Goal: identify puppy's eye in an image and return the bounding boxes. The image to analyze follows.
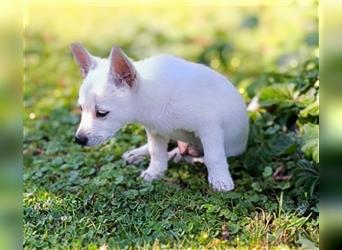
[96,110,109,118]
[79,106,83,112]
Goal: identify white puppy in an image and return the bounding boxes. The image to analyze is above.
[71,43,249,191]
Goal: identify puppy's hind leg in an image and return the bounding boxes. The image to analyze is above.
[168,145,204,164]
[122,144,149,164]
[200,127,235,192]
[123,142,202,165]
[167,147,183,163]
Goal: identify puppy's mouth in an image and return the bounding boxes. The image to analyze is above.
[86,136,108,146]
[74,134,106,147]
[84,132,118,147]
[75,129,118,147]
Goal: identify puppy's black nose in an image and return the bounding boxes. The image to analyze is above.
[75,135,88,146]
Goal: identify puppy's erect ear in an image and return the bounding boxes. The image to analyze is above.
[108,47,137,88]
[70,43,96,77]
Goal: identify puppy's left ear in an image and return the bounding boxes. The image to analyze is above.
[108,47,137,89]
[70,43,96,77]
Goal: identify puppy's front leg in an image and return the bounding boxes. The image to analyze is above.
[122,144,149,164]
[200,128,235,192]
[140,130,169,181]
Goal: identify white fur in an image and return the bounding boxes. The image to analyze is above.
[74,47,249,192]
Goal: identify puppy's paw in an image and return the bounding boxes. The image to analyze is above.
[140,169,164,181]
[168,148,183,163]
[122,149,146,165]
[209,176,235,192]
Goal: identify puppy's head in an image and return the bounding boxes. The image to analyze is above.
[71,43,138,146]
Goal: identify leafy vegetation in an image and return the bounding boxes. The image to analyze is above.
[24,4,318,249]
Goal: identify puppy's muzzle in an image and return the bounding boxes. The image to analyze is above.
[75,134,88,146]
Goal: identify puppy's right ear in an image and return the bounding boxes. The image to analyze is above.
[70,43,96,77]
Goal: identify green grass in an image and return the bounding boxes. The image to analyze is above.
[23,133,319,249]
[24,4,318,249]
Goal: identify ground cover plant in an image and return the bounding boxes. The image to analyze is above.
[24,3,319,249]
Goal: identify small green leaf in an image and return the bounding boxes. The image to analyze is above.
[201,204,219,213]
[270,133,297,156]
[301,123,319,163]
[300,99,319,117]
[114,175,124,184]
[296,88,316,107]
[123,189,139,199]
[228,223,240,234]
[251,182,262,192]
[259,84,298,108]
[262,166,273,178]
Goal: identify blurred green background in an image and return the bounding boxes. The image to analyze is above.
[23,1,319,249]
[24,3,318,107]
